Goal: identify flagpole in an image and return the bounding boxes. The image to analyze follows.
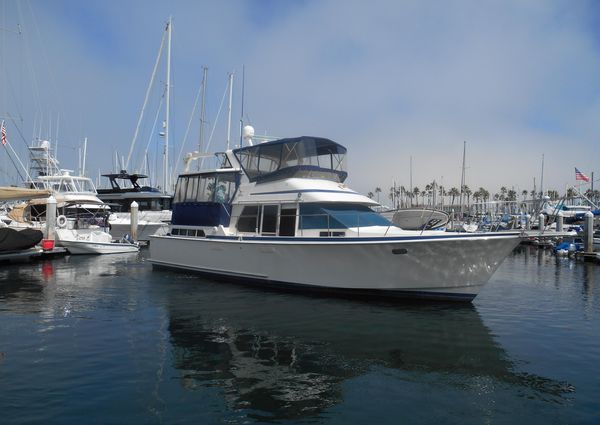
[1,120,33,183]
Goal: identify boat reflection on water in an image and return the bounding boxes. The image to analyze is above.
[164,282,574,421]
[0,253,141,315]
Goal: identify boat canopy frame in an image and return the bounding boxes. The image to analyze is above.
[233,136,348,183]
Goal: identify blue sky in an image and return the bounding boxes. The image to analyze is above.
[1,0,600,200]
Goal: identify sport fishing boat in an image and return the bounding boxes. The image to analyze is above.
[97,170,172,240]
[149,131,521,301]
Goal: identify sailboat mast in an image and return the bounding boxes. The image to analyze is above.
[409,156,413,206]
[460,141,466,215]
[540,154,544,199]
[198,66,208,170]
[239,65,245,147]
[164,17,172,193]
[82,137,87,176]
[226,72,234,150]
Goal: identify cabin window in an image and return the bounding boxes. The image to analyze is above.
[279,208,297,236]
[261,205,278,235]
[258,144,281,174]
[196,175,216,202]
[185,176,199,201]
[214,173,236,203]
[237,206,261,233]
[174,177,188,203]
[299,203,392,229]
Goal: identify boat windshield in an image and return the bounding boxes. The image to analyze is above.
[40,176,96,193]
[234,137,347,183]
[299,203,392,229]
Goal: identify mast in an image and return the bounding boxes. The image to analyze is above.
[125,20,167,171]
[198,67,208,170]
[164,16,172,193]
[540,154,544,199]
[226,72,234,150]
[199,67,208,151]
[82,137,87,176]
[459,141,466,215]
[409,156,413,207]
[239,65,245,147]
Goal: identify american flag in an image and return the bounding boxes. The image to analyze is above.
[1,122,7,146]
[575,167,590,182]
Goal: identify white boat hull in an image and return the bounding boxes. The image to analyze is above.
[148,233,520,301]
[108,211,171,241]
[59,239,140,255]
[109,222,168,241]
[55,228,140,255]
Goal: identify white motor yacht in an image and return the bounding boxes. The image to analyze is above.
[149,133,520,301]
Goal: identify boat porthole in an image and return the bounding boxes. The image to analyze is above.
[392,248,408,255]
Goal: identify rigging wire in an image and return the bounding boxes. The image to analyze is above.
[137,87,166,174]
[170,75,204,184]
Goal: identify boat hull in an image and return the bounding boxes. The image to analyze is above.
[148,233,520,301]
[59,240,139,255]
[109,222,168,241]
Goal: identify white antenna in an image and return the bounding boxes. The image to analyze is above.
[226,72,234,150]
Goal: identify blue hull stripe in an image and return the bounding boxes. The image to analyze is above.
[194,233,521,243]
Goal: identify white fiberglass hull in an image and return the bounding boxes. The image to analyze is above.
[55,228,140,255]
[109,222,168,241]
[108,211,171,241]
[59,239,140,255]
[148,233,520,301]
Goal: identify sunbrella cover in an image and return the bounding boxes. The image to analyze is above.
[0,228,43,252]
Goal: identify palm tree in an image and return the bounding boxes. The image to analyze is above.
[500,186,507,201]
[465,187,472,208]
[424,184,432,206]
[521,190,528,201]
[507,189,517,201]
[412,187,420,207]
[438,185,445,208]
[449,187,460,206]
[368,191,374,199]
[375,187,381,203]
[461,184,471,208]
[566,187,576,204]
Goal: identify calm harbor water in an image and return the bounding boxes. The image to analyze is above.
[0,247,599,424]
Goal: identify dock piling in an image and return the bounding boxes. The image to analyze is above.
[584,211,594,253]
[556,211,563,233]
[46,196,57,241]
[130,201,139,242]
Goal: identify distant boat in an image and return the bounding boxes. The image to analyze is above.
[381,208,449,230]
[97,171,171,240]
[55,228,139,255]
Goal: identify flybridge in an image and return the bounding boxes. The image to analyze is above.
[233,136,348,183]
